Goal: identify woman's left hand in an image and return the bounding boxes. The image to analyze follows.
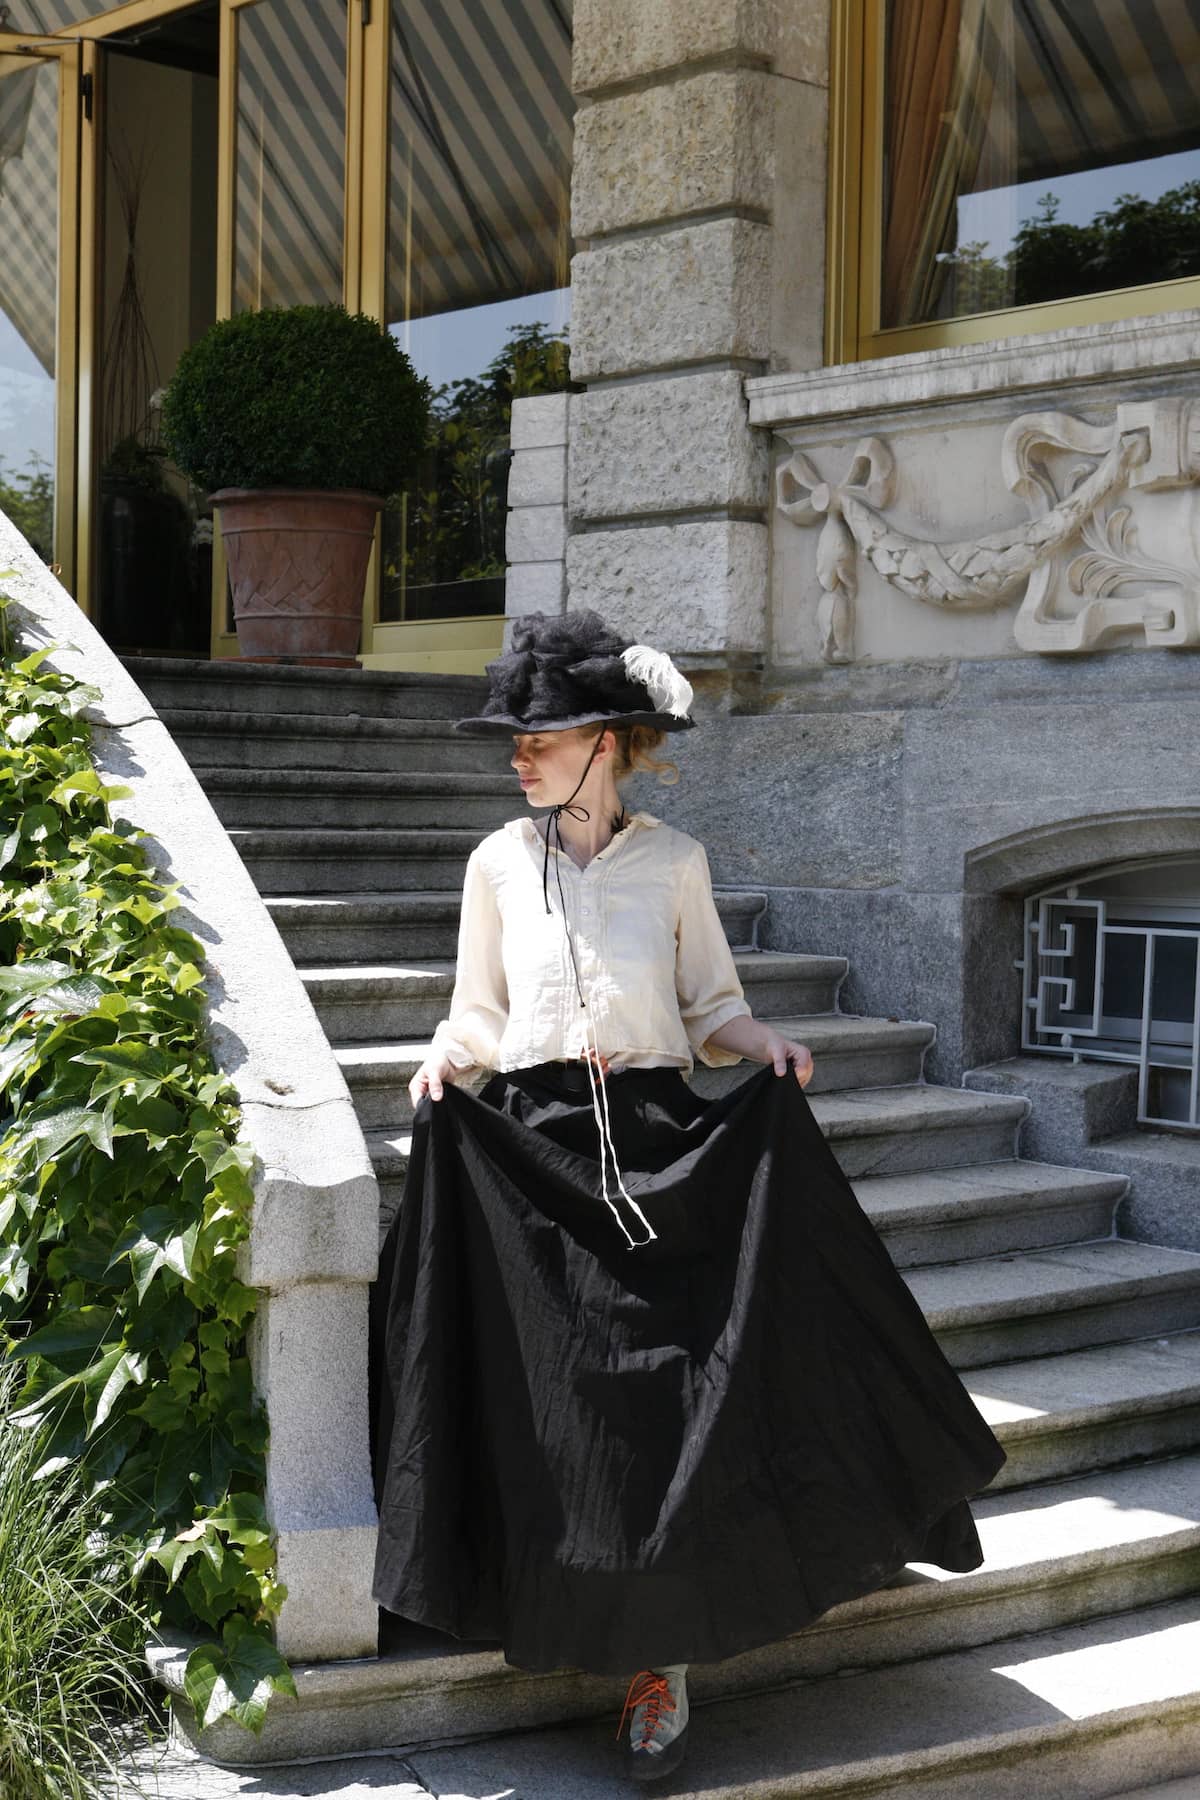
[763,1029,814,1087]
[704,1015,815,1086]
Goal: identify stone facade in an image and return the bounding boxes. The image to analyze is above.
[552,0,830,659]
[545,3,1200,1232]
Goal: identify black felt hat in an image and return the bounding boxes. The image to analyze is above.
[455,609,696,736]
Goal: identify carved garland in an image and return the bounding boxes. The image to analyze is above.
[776,398,1200,661]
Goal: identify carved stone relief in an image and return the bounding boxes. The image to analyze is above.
[776,398,1200,661]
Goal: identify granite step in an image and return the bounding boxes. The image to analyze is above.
[910,1239,1200,1368]
[123,653,488,720]
[194,766,519,830]
[304,950,848,1041]
[268,886,771,962]
[156,1482,1200,1778]
[339,1016,939,1130]
[969,1329,1200,1490]
[365,1083,1032,1233]
[383,1594,1200,1799]
[227,826,484,892]
[855,1161,1127,1268]
[156,707,505,773]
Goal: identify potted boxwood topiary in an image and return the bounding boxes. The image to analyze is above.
[160,304,430,664]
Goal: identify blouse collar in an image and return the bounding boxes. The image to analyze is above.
[505,810,662,841]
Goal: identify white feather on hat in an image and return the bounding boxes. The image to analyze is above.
[620,644,693,720]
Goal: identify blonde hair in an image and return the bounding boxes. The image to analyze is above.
[581,722,679,786]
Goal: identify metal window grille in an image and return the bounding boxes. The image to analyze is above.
[1020,887,1200,1130]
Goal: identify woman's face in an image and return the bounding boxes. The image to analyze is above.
[510,728,611,807]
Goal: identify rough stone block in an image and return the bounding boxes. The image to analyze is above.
[901,698,1200,894]
[569,219,770,380]
[572,70,771,238]
[272,1523,379,1661]
[768,77,828,372]
[963,1056,1140,1160]
[250,1281,378,1657]
[239,1102,377,1289]
[649,710,904,890]
[572,0,775,94]
[505,559,566,616]
[506,445,567,508]
[509,391,571,451]
[566,518,767,654]
[506,505,567,562]
[776,0,830,85]
[568,370,769,520]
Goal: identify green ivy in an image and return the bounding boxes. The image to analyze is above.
[0,588,297,1735]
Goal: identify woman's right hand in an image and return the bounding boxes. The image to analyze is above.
[409,1053,459,1107]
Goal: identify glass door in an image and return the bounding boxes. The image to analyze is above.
[0,35,82,592]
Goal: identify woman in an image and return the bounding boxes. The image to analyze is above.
[369,609,1006,1785]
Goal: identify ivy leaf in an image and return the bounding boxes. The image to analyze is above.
[152,1433,199,1517]
[8,1101,115,1167]
[127,1383,191,1432]
[6,1304,118,1363]
[184,1616,297,1733]
[201,1491,272,1546]
[113,1093,187,1146]
[147,1527,210,1588]
[0,959,76,1002]
[90,1347,149,1432]
[72,1042,186,1104]
[11,644,56,676]
[11,1341,126,1421]
[106,1206,200,1299]
[189,1420,239,1507]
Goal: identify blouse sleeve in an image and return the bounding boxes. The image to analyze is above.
[675,840,752,1068]
[429,846,509,1078]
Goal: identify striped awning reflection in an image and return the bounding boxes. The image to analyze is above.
[998,0,1200,185]
[388,0,573,323]
[0,55,56,377]
[233,0,347,312]
[232,0,573,323]
[0,4,99,374]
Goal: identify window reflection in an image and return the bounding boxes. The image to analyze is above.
[0,52,57,562]
[883,0,1200,328]
[381,0,574,625]
[233,0,346,313]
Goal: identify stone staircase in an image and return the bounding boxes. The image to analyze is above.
[127,654,1200,1793]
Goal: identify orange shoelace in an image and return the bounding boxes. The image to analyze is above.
[616,1669,677,1747]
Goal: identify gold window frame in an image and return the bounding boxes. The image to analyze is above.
[827,0,1200,367]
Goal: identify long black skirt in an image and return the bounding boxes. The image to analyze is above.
[368,1061,1006,1677]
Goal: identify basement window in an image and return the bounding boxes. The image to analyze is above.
[1022,858,1200,1131]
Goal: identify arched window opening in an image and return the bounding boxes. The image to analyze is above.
[1022,856,1200,1131]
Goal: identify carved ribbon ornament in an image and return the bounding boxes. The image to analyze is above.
[777,398,1200,661]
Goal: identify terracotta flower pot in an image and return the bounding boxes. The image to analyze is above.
[213,487,384,665]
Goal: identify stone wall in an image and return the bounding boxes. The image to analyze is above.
[562,0,830,658]
[639,645,1200,1091]
[553,3,1200,1193]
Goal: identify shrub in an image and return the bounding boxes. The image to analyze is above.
[160,304,431,496]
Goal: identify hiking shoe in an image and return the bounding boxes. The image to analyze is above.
[617,1663,690,1783]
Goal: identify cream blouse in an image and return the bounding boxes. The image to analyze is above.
[430,811,752,1079]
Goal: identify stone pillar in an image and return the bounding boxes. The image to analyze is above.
[505,393,571,620]
[566,0,829,660]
